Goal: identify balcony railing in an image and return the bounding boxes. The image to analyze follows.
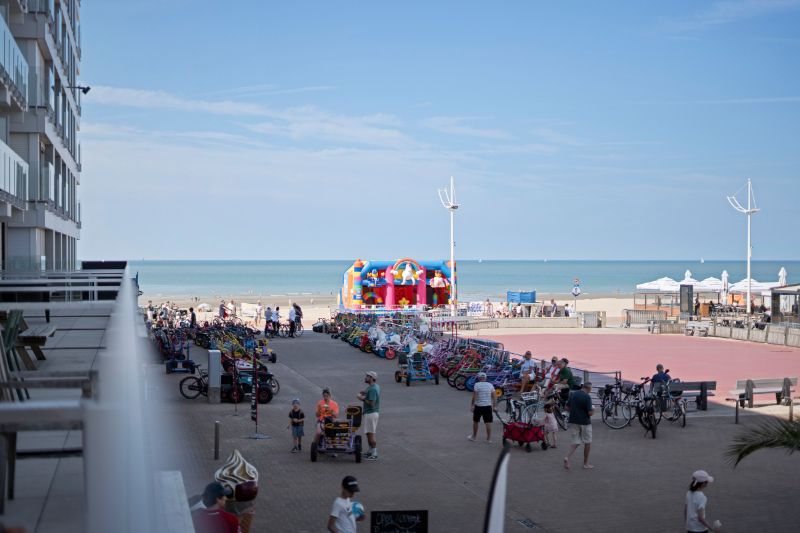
[0,139,29,208]
[0,10,30,106]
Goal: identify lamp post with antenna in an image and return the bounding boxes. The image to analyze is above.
[727,179,759,314]
[438,177,460,317]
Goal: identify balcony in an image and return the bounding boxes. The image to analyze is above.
[0,10,30,108]
[0,139,29,210]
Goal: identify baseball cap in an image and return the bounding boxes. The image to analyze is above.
[366,371,378,381]
[560,357,569,364]
[342,475,360,493]
[201,482,232,507]
[477,372,487,379]
[692,470,714,483]
[291,398,301,405]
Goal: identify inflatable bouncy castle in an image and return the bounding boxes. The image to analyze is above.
[339,258,455,310]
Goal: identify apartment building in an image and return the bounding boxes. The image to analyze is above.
[0,0,81,272]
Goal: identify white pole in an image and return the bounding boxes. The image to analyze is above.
[746,179,752,315]
[450,177,457,317]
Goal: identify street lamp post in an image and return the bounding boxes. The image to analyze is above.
[438,177,460,317]
[727,179,759,314]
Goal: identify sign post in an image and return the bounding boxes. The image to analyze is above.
[249,362,270,440]
[571,278,581,313]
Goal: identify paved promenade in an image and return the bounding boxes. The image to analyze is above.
[150,332,800,532]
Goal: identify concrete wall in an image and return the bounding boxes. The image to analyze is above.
[496,317,581,328]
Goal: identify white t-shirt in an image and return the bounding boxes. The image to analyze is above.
[473,381,495,407]
[685,490,707,532]
[289,308,296,321]
[520,359,536,375]
[330,497,357,533]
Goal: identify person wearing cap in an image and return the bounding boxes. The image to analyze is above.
[518,351,537,394]
[685,470,720,533]
[468,372,496,443]
[287,398,305,453]
[327,475,365,533]
[563,381,594,470]
[191,482,239,533]
[358,371,381,460]
[543,356,561,388]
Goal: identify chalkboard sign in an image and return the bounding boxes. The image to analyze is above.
[370,510,428,533]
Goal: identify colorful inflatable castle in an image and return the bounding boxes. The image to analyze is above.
[339,258,455,310]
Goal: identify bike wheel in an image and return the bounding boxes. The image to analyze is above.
[649,413,657,439]
[269,378,280,395]
[453,374,468,391]
[521,404,539,425]
[179,376,202,400]
[494,398,514,425]
[295,325,304,337]
[553,405,568,430]
[679,401,686,427]
[602,400,631,430]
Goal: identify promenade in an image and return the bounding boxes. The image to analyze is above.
[151,331,800,532]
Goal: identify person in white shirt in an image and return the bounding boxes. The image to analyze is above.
[255,301,263,327]
[543,356,561,389]
[685,470,720,532]
[288,306,297,337]
[327,476,364,533]
[272,307,280,337]
[467,372,496,443]
[264,307,272,336]
[564,303,571,317]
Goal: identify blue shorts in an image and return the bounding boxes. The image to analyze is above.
[292,425,305,438]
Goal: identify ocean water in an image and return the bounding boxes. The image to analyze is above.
[130,260,799,300]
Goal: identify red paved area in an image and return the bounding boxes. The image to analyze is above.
[491,333,800,403]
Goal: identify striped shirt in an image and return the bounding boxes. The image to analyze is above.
[473,381,495,407]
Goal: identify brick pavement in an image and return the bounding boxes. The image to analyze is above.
[149,332,800,533]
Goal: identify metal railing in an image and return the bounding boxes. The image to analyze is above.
[0,10,29,106]
[0,140,29,206]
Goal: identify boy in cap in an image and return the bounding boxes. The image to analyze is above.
[287,398,305,453]
[191,482,239,533]
[358,371,380,460]
[327,475,365,533]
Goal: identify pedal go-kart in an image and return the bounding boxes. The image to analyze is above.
[310,405,363,463]
[395,351,439,386]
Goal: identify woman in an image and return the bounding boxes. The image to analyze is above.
[685,470,720,533]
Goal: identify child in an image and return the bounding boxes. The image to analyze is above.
[287,398,305,453]
[544,401,558,448]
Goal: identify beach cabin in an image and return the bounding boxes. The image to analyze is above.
[770,284,800,324]
[339,258,454,310]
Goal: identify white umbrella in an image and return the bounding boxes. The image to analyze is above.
[636,277,679,293]
[779,267,788,287]
[198,303,211,311]
[679,270,702,287]
[697,277,722,292]
[728,279,780,294]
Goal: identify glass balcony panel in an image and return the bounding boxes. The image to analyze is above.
[0,10,30,105]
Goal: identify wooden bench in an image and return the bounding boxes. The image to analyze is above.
[726,377,797,423]
[0,311,57,371]
[684,322,712,337]
[668,381,717,411]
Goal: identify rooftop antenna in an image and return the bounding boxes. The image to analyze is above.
[438,176,460,317]
[727,179,759,315]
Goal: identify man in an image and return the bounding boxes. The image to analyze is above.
[327,476,365,533]
[358,371,380,460]
[219,300,227,319]
[563,381,594,470]
[191,482,240,533]
[651,364,671,384]
[651,363,671,411]
[255,301,263,327]
[288,305,297,337]
[557,358,576,389]
[518,351,537,394]
[272,306,280,336]
[468,372,496,443]
[694,295,700,316]
[189,307,197,328]
[564,303,571,317]
[264,306,272,337]
[549,299,558,317]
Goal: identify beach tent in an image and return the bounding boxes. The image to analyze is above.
[635,277,679,293]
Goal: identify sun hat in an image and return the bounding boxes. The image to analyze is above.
[366,371,378,381]
[342,475,360,493]
[692,470,714,483]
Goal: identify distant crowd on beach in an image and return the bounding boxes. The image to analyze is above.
[482,298,576,318]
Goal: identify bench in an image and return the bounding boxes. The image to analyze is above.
[728,377,796,408]
[0,371,96,513]
[0,311,57,371]
[668,381,717,411]
[684,322,712,337]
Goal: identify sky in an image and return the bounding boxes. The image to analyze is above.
[78,0,800,260]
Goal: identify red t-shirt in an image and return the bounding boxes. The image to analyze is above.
[192,508,240,533]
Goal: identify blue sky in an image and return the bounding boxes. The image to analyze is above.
[78,0,800,260]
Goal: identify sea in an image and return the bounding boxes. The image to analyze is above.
[130,260,799,301]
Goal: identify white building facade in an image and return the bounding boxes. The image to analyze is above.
[0,0,81,272]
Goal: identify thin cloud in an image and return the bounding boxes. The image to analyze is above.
[665,0,800,32]
[422,116,512,140]
[635,96,800,105]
